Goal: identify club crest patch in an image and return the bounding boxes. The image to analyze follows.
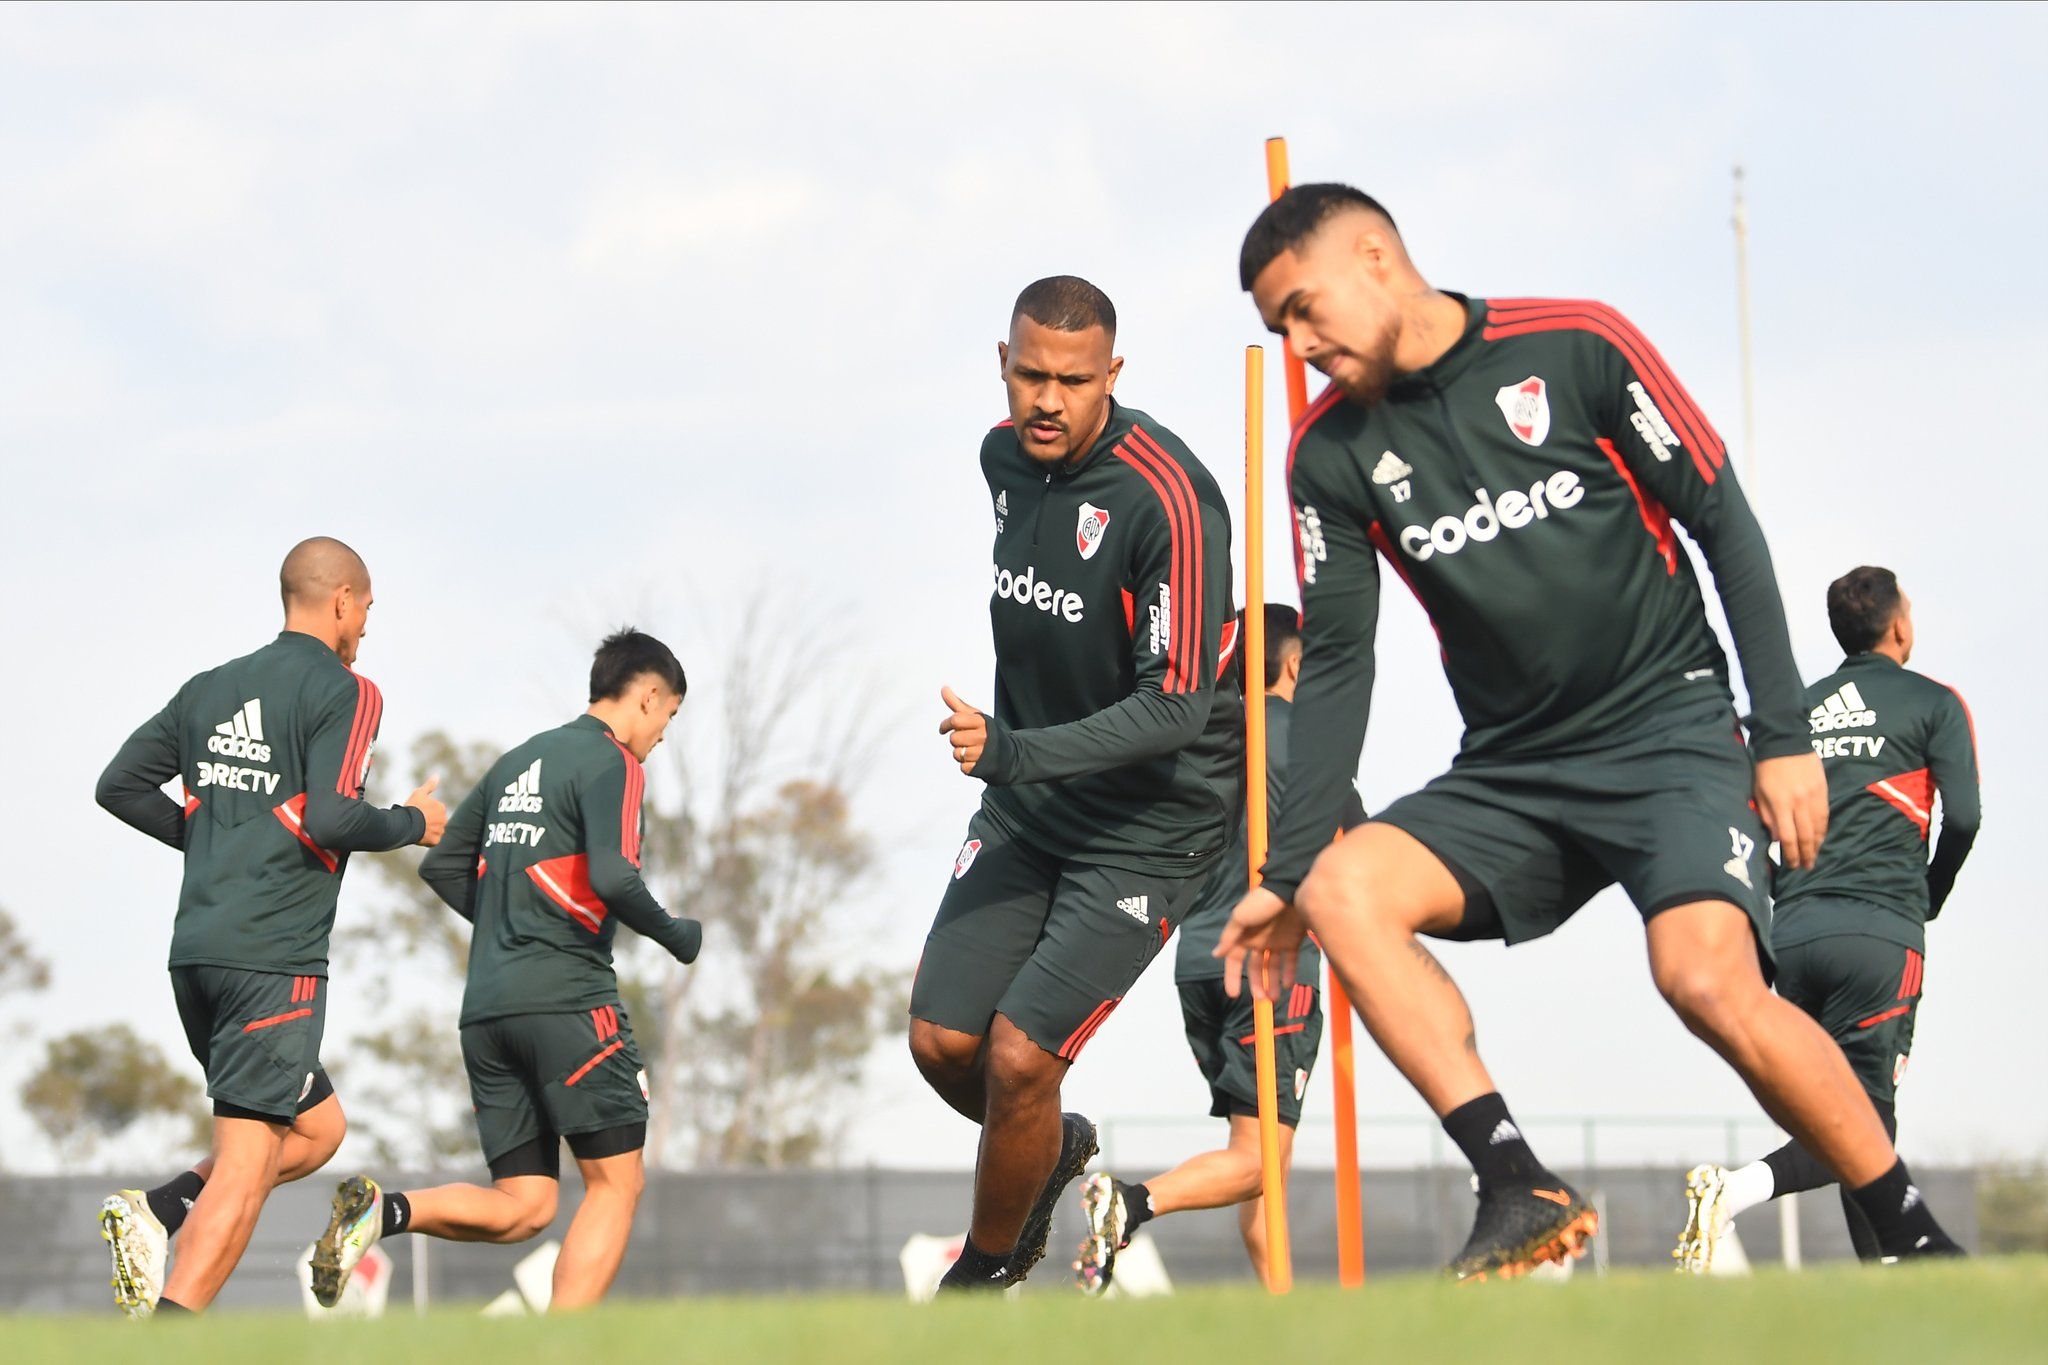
[953,838,983,880]
[1495,376,1551,446]
[1076,502,1112,560]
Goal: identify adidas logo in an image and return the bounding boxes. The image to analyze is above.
[1371,450,1413,484]
[1489,1119,1521,1145]
[1810,681,1877,733]
[206,699,272,763]
[995,490,1008,516]
[1116,895,1149,924]
[498,758,544,814]
[1902,1183,1922,1215]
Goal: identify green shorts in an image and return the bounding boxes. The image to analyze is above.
[1376,696,1773,971]
[1776,930,1925,1105]
[1178,978,1322,1126]
[171,965,331,1123]
[461,1005,648,1179]
[910,804,1204,1061]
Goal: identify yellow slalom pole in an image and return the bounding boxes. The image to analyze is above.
[1244,344,1292,1294]
[1265,134,1367,1287]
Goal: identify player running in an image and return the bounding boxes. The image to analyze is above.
[1074,605,1363,1294]
[1217,185,1963,1280]
[911,276,1240,1292]
[308,629,700,1312]
[1676,568,1980,1270]
[92,537,446,1316]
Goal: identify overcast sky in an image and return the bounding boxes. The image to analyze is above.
[2,3,2042,1177]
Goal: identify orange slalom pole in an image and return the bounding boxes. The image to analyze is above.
[1266,134,1367,1287]
[1244,344,1292,1294]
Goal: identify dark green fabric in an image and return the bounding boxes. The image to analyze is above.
[98,632,424,974]
[171,965,328,1121]
[911,802,1203,1058]
[973,400,1242,875]
[420,715,700,1027]
[1177,978,1323,1126]
[1773,654,1981,947]
[461,1005,648,1163]
[1775,930,1923,1104]
[1264,297,1803,900]
[1377,694,1773,964]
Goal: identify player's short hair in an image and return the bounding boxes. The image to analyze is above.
[590,627,687,703]
[1827,566,1903,654]
[278,536,369,610]
[1261,604,1304,690]
[1012,275,1117,340]
[1239,183,1398,291]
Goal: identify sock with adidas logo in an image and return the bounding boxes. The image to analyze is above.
[145,1169,207,1237]
[1442,1092,1547,1190]
[1848,1158,1957,1257]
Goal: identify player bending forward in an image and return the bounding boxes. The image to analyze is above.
[309,629,701,1311]
[94,537,446,1316]
[910,276,1240,1292]
[1677,568,1979,1269]
[1075,606,1363,1293]
[1218,185,1963,1280]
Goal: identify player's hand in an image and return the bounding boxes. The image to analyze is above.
[1754,751,1827,870]
[406,775,448,847]
[1214,885,1306,1003]
[939,686,987,775]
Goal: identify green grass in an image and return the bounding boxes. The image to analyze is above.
[8,1260,2048,1364]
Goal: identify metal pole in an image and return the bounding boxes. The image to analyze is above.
[1732,166,1760,499]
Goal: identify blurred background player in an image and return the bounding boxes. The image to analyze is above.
[1677,568,1981,1269]
[1075,605,1365,1294]
[1217,185,1963,1279]
[910,277,1240,1291]
[307,629,701,1312]
[92,537,446,1316]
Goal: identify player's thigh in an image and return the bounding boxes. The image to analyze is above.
[461,1018,550,1168]
[199,968,329,1122]
[996,861,1195,1062]
[910,808,1061,1038]
[1785,935,1924,1105]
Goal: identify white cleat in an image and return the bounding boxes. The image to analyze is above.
[1073,1173,1130,1297]
[309,1175,385,1309]
[99,1190,167,1319]
[1674,1164,1733,1274]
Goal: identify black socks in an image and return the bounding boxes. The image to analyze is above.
[936,1235,1012,1291]
[1119,1180,1155,1231]
[146,1170,207,1237]
[1848,1158,1958,1258]
[381,1191,413,1238]
[1762,1139,1836,1197]
[1443,1093,1546,1188]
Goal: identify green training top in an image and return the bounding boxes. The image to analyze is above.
[1174,696,1364,983]
[96,630,426,974]
[973,399,1243,874]
[419,714,701,1026]
[1772,653,1981,951]
[1263,296,1805,900]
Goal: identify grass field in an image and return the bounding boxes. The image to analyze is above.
[8,1260,2047,1364]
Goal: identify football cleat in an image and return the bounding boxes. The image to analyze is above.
[1073,1172,1130,1297]
[1004,1112,1098,1283]
[98,1190,168,1319]
[1674,1163,1733,1274]
[1451,1176,1598,1282]
[308,1174,384,1308]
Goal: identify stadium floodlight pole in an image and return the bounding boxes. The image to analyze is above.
[1244,342,1293,1295]
[1265,134,1368,1289]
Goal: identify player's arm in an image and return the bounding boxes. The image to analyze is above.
[1924,686,1982,920]
[417,784,490,922]
[301,676,435,851]
[95,701,187,850]
[968,499,1228,786]
[584,757,702,963]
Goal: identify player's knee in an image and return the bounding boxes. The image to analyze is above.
[908,1019,977,1082]
[984,1026,1059,1101]
[511,1188,560,1241]
[1655,963,1742,1037]
[1297,860,1398,934]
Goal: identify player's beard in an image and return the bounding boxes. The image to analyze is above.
[1327,316,1402,406]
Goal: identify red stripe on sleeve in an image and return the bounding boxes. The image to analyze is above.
[1111,442,1193,692]
[607,739,646,867]
[1925,677,1980,767]
[1129,426,1206,694]
[338,676,384,796]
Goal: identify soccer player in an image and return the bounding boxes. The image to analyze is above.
[92,537,446,1316]
[1216,185,1963,1279]
[911,276,1240,1291]
[307,628,701,1312]
[1074,605,1363,1293]
[1676,568,1980,1269]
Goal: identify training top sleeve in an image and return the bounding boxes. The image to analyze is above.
[301,674,428,851]
[973,494,1227,786]
[1587,318,1807,759]
[1924,684,1982,919]
[583,751,702,963]
[1259,430,1382,902]
[417,782,490,923]
[95,697,188,850]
